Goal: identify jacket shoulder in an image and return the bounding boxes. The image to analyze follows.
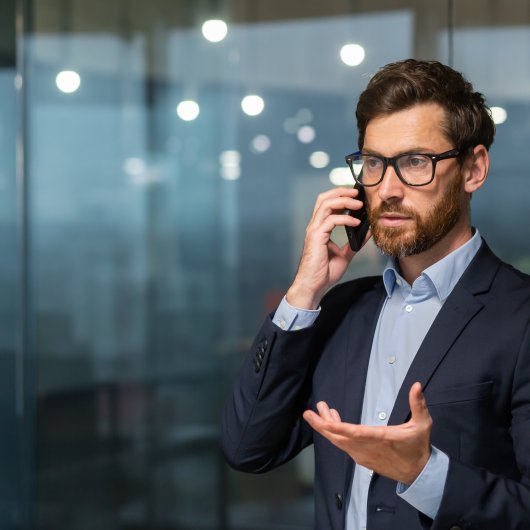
[316,275,382,329]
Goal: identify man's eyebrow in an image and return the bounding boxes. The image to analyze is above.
[362,147,435,156]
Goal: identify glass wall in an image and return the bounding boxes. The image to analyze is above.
[0,1,29,528]
[5,0,530,528]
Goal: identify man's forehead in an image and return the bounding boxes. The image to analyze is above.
[363,103,451,153]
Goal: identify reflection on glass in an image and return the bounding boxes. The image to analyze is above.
[329,167,353,186]
[340,43,365,66]
[241,95,265,116]
[202,19,228,42]
[55,70,81,93]
[176,99,200,121]
[309,151,330,169]
[297,125,316,143]
[490,106,507,124]
[250,134,271,153]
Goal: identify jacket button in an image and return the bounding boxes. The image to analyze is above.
[254,359,261,372]
[335,493,343,510]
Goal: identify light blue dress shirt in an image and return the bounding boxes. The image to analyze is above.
[273,230,482,529]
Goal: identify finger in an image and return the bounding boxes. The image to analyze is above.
[329,408,342,422]
[313,187,358,215]
[323,421,396,442]
[303,407,342,431]
[312,197,364,226]
[409,382,431,423]
[316,214,362,237]
[303,409,324,431]
[303,411,349,447]
[316,401,334,421]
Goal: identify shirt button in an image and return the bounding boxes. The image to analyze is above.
[388,355,396,364]
[378,411,387,421]
[405,304,413,313]
[368,469,374,477]
[396,278,402,286]
[279,319,287,329]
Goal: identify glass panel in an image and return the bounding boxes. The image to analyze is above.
[24,1,451,529]
[0,0,27,528]
[449,0,530,269]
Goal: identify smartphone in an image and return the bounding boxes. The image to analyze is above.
[344,185,370,252]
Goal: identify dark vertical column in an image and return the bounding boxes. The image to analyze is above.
[447,0,454,66]
[15,0,36,529]
[0,0,20,527]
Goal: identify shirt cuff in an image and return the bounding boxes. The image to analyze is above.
[272,296,321,331]
[396,446,449,519]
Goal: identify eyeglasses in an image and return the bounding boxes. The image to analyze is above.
[344,149,461,187]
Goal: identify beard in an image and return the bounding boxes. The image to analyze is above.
[367,173,464,258]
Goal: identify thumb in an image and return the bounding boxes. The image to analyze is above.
[409,382,430,423]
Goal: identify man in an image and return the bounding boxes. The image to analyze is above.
[221,59,530,529]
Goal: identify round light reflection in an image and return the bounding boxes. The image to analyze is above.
[340,44,365,67]
[329,167,353,186]
[251,135,271,153]
[56,70,81,93]
[297,125,316,144]
[123,157,146,176]
[220,150,241,166]
[283,117,298,134]
[241,95,265,116]
[221,166,241,180]
[490,106,507,125]
[309,151,330,169]
[202,19,228,43]
[176,100,200,121]
[296,108,313,124]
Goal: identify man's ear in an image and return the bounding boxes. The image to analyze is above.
[464,145,489,193]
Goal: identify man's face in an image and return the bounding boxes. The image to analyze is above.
[363,103,467,258]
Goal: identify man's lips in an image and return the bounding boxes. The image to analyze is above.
[377,213,412,227]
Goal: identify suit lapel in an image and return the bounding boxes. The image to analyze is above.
[388,240,501,426]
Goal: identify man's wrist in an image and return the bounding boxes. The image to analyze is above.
[396,446,449,520]
[286,283,322,310]
[273,296,320,331]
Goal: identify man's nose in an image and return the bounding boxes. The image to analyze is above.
[377,163,405,202]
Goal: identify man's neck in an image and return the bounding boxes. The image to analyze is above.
[397,224,474,285]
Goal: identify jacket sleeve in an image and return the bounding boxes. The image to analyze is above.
[220,315,318,473]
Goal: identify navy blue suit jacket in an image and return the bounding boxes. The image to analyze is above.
[221,241,530,529]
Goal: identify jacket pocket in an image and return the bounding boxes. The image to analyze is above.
[426,380,493,406]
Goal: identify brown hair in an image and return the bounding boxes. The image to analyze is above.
[356,59,495,153]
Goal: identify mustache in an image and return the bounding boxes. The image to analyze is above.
[368,202,416,218]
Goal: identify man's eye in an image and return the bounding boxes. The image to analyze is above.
[405,155,429,168]
[365,157,382,169]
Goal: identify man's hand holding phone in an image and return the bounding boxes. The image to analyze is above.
[286,187,370,310]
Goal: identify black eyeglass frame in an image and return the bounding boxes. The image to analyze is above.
[344,148,461,187]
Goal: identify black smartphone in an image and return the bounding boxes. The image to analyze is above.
[344,185,370,251]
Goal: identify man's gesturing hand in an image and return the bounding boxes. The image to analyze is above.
[286,187,368,310]
[303,382,433,485]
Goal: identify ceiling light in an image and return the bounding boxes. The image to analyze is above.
[176,100,200,121]
[202,19,228,43]
[241,95,265,116]
[490,106,507,125]
[340,44,365,66]
[56,70,81,93]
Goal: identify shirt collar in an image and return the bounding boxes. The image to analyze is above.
[382,229,482,301]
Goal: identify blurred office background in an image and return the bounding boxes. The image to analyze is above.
[1,0,530,528]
